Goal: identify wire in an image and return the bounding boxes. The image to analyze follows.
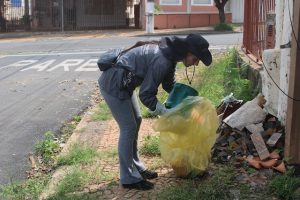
[261,58,300,101]
[185,65,195,85]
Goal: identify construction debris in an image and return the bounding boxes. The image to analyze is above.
[213,94,286,176]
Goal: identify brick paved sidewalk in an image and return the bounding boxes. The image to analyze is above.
[41,97,184,200]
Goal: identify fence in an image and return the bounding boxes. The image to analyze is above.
[243,0,276,61]
[0,0,140,32]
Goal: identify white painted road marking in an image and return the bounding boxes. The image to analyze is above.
[1,50,106,57]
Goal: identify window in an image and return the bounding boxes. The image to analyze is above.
[159,0,182,6]
[191,0,213,6]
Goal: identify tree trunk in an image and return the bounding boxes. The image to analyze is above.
[218,6,225,23]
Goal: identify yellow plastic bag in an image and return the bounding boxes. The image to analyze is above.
[153,96,218,177]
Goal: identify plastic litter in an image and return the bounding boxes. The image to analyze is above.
[154,96,218,177]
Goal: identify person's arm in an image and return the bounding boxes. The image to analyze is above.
[162,67,176,93]
[139,61,172,112]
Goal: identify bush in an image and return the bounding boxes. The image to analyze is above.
[214,23,234,31]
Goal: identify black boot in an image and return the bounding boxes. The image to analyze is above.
[140,169,158,180]
[122,180,154,190]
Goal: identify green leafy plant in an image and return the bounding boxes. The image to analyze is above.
[140,135,160,156]
[35,131,59,164]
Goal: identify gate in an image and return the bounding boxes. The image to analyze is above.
[243,0,275,61]
[0,0,141,32]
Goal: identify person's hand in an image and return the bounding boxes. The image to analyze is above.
[150,102,176,116]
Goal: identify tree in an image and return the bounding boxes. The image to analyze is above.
[214,0,229,24]
[0,0,6,31]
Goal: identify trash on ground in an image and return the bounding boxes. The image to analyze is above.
[154,96,218,177]
[213,93,286,179]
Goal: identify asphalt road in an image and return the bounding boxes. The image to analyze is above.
[0,32,243,185]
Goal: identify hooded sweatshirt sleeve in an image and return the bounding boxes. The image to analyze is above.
[139,58,174,111]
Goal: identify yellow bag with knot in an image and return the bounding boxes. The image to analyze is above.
[153,96,218,177]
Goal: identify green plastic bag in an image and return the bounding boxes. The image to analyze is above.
[165,83,199,109]
[154,96,218,177]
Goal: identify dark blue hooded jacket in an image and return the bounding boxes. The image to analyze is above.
[99,36,187,111]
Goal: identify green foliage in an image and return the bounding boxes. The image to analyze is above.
[35,131,59,164]
[154,3,162,14]
[73,115,81,123]
[57,144,98,166]
[140,135,160,156]
[268,169,300,200]
[214,23,234,31]
[91,100,112,121]
[0,174,50,200]
[197,48,256,106]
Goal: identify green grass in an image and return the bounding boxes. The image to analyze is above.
[57,144,98,166]
[140,135,160,156]
[157,165,239,200]
[197,48,256,106]
[214,23,234,31]
[268,169,300,200]
[55,168,89,197]
[157,181,198,200]
[47,165,117,199]
[91,100,112,121]
[0,174,51,200]
[35,131,60,164]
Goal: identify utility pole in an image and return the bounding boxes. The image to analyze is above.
[285,0,300,164]
[146,0,154,33]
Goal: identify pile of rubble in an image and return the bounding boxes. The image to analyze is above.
[213,94,286,173]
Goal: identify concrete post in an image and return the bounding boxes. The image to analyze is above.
[146,0,154,33]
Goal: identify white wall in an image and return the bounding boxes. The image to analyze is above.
[261,0,292,123]
[229,0,244,23]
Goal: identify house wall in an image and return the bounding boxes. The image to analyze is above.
[150,0,232,29]
[261,0,292,123]
[154,13,231,29]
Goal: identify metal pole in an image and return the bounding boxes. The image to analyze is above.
[61,0,64,32]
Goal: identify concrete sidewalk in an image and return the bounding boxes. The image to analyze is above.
[0,26,243,41]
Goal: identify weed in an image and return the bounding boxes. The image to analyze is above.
[56,168,88,196]
[268,169,300,200]
[91,100,112,121]
[214,23,234,31]
[197,48,256,106]
[35,131,59,164]
[157,181,197,200]
[73,115,81,123]
[140,135,160,156]
[196,165,235,199]
[57,144,98,166]
[0,174,50,200]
